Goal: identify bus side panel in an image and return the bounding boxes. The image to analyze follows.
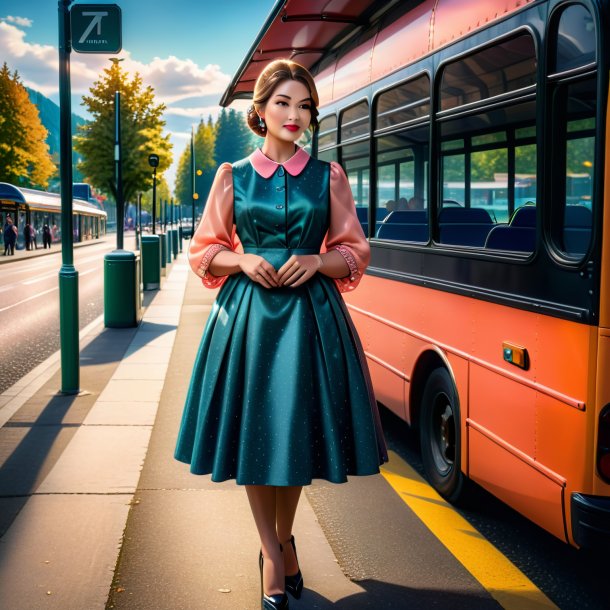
[431,0,537,49]
[332,36,375,103]
[346,288,407,420]
[536,393,588,544]
[370,1,433,83]
[469,427,567,541]
[469,365,536,456]
[444,353,470,476]
[351,305,406,420]
[593,334,610,496]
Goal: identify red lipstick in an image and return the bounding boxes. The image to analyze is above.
[283,124,299,132]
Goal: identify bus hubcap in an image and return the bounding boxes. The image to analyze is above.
[432,395,455,475]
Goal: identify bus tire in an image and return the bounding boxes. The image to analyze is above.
[420,367,465,503]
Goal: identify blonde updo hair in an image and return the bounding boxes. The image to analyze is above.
[246,59,320,137]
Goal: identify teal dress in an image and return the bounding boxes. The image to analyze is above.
[174,151,387,485]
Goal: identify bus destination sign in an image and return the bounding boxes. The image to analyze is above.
[70,4,122,54]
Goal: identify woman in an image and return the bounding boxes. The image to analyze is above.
[175,59,387,610]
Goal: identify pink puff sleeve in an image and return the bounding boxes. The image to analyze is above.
[187,162,241,289]
[323,161,370,292]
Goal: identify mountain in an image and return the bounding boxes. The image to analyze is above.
[26,87,88,183]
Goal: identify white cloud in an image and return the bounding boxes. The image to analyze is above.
[1,20,232,109]
[2,15,32,27]
[1,19,242,191]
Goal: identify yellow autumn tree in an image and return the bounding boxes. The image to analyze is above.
[0,62,56,188]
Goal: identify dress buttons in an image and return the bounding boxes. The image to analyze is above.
[277,167,285,177]
[276,185,285,192]
[276,204,284,209]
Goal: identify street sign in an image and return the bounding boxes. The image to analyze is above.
[71,4,122,53]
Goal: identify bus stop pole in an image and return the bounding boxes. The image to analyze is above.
[57,0,80,394]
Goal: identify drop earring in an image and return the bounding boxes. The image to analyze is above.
[258,116,266,132]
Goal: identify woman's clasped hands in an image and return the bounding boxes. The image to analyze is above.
[239,253,322,288]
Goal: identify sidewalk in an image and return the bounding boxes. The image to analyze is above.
[0,250,364,609]
[0,232,135,265]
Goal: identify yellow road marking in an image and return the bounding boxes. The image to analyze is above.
[380,450,558,610]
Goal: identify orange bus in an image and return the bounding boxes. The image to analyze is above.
[222,0,610,549]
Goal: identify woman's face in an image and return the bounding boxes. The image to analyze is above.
[260,79,312,144]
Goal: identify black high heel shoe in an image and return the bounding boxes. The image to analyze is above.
[259,547,289,610]
[283,535,304,599]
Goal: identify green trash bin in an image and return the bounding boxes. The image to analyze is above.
[160,232,167,275]
[141,234,161,290]
[165,231,173,265]
[170,228,179,258]
[104,250,141,328]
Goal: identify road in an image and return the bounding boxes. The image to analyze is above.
[0,234,136,393]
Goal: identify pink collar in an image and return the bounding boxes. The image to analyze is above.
[249,147,310,179]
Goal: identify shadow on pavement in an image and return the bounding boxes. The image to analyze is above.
[301,579,501,608]
[0,317,175,538]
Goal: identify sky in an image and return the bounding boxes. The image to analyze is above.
[1,0,278,189]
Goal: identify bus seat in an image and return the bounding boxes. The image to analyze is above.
[376,210,428,241]
[438,207,493,246]
[355,207,368,221]
[384,210,428,224]
[510,205,536,227]
[354,207,369,236]
[563,205,592,255]
[485,205,536,252]
[485,225,536,252]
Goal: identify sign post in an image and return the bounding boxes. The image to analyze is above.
[70,4,122,53]
[56,1,122,389]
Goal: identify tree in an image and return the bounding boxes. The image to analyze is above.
[174,117,216,207]
[214,108,252,165]
[140,175,171,213]
[0,62,56,188]
[74,61,172,207]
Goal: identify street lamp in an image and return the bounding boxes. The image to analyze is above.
[148,153,159,235]
[109,58,124,248]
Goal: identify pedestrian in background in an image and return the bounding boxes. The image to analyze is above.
[30,224,38,249]
[24,222,32,250]
[42,224,52,249]
[175,59,387,610]
[3,217,17,255]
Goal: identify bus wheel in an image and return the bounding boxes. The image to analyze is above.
[420,367,465,503]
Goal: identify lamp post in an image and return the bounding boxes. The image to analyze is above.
[191,125,196,234]
[136,192,142,247]
[149,154,159,234]
[114,89,124,250]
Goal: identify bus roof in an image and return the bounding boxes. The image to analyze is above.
[220,0,536,108]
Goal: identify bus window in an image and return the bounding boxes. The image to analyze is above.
[374,75,430,242]
[342,140,370,235]
[553,4,596,73]
[550,78,595,258]
[548,3,596,259]
[438,31,537,249]
[440,33,536,111]
[376,74,430,130]
[340,101,369,141]
[375,130,429,242]
[318,115,337,151]
[339,102,370,234]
